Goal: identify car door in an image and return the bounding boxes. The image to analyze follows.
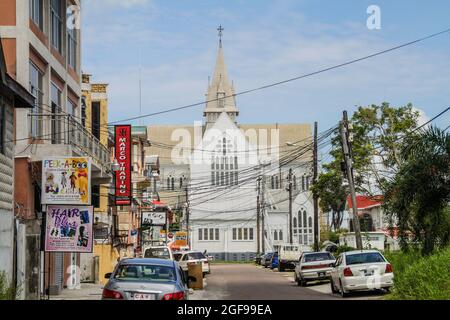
[295,253,303,276]
[331,255,342,286]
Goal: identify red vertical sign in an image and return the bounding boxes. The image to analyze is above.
[115,125,132,205]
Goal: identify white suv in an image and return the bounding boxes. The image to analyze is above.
[330,250,394,297]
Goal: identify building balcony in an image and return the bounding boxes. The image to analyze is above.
[26,113,112,183]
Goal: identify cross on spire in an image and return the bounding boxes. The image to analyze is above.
[217,25,224,47]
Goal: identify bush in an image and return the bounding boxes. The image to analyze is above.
[333,245,356,256]
[0,271,18,300]
[386,247,450,300]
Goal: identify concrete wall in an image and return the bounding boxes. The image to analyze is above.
[94,244,119,285]
[0,210,13,282]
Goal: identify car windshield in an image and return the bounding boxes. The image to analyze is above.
[144,248,170,259]
[346,252,385,265]
[114,264,176,282]
[188,252,206,260]
[304,253,334,262]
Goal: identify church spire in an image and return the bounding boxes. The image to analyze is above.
[204,26,239,126]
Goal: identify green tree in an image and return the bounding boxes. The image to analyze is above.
[314,103,420,230]
[383,127,450,255]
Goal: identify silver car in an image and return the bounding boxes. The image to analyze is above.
[102,258,191,300]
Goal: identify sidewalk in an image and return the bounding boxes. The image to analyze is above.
[50,283,103,300]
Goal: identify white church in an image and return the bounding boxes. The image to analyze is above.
[146,32,315,261]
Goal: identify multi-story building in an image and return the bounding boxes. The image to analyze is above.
[109,126,150,260]
[0,36,35,289]
[0,0,112,298]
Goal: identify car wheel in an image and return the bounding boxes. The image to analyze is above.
[339,280,349,298]
[330,279,338,294]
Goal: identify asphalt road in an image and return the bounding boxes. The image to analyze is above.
[191,263,387,300]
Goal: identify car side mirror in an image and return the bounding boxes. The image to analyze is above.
[104,273,112,279]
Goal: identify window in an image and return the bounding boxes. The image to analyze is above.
[29,61,43,137]
[274,230,278,241]
[51,0,63,53]
[279,230,283,241]
[67,24,77,70]
[211,138,238,187]
[92,185,100,208]
[91,101,101,140]
[198,228,219,241]
[293,175,297,190]
[30,0,43,30]
[51,83,62,144]
[81,96,87,127]
[232,228,254,241]
[302,176,305,191]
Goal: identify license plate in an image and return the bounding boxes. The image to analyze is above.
[365,271,374,276]
[132,293,156,300]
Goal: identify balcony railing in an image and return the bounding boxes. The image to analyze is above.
[28,113,110,166]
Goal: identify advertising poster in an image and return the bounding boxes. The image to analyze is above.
[45,205,94,253]
[174,231,188,247]
[42,157,91,205]
[115,125,132,205]
[141,211,166,226]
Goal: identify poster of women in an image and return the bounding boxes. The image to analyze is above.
[41,157,91,205]
[45,205,94,253]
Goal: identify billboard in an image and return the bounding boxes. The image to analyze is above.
[42,157,91,205]
[115,125,132,205]
[141,211,166,226]
[45,205,94,253]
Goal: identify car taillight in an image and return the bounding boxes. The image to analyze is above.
[385,264,393,273]
[162,292,185,300]
[343,267,353,277]
[102,288,124,299]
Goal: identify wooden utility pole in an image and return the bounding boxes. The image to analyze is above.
[185,186,190,247]
[256,177,261,255]
[340,111,363,250]
[288,168,293,244]
[313,122,320,252]
[261,177,266,253]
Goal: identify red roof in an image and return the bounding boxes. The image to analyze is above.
[347,195,383,210]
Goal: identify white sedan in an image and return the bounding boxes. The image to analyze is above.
[330,250,394,297]
[173,250,211,277]
[294,252,336,286]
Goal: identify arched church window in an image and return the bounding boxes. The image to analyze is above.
[271,176,275,189]
[279,230,283,241]
[302,176,305,191]
[298,211,302,227]
[171,177,175,191]
[274,230,278,241]
[293,175,297,190]
[167,177,170,190]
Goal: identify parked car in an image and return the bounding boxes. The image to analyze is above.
[330,250,394,297]
[262,252,274,268]
[255,253,265,265]
[102,258,191,300]
[294,252,335,286]
[143,246,174,260]
[173,250,211,276]
[278,244,308,271]
[270,252,279,270]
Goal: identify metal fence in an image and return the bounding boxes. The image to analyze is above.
[28,113,110,165]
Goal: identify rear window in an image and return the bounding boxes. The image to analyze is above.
[188,252,206,260]
[304,252,334,262]
[144,248,170,259]
[346,252,385,265]
[114,264,175,282]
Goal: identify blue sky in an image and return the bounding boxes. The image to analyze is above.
[82,0,450,130]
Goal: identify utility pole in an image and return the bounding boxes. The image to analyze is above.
[340,111,363,250]
[261,177,266,253]
[288,168,293,244]
[313,122,320,252]
[185,186,190,247]
[256,176,261,255]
